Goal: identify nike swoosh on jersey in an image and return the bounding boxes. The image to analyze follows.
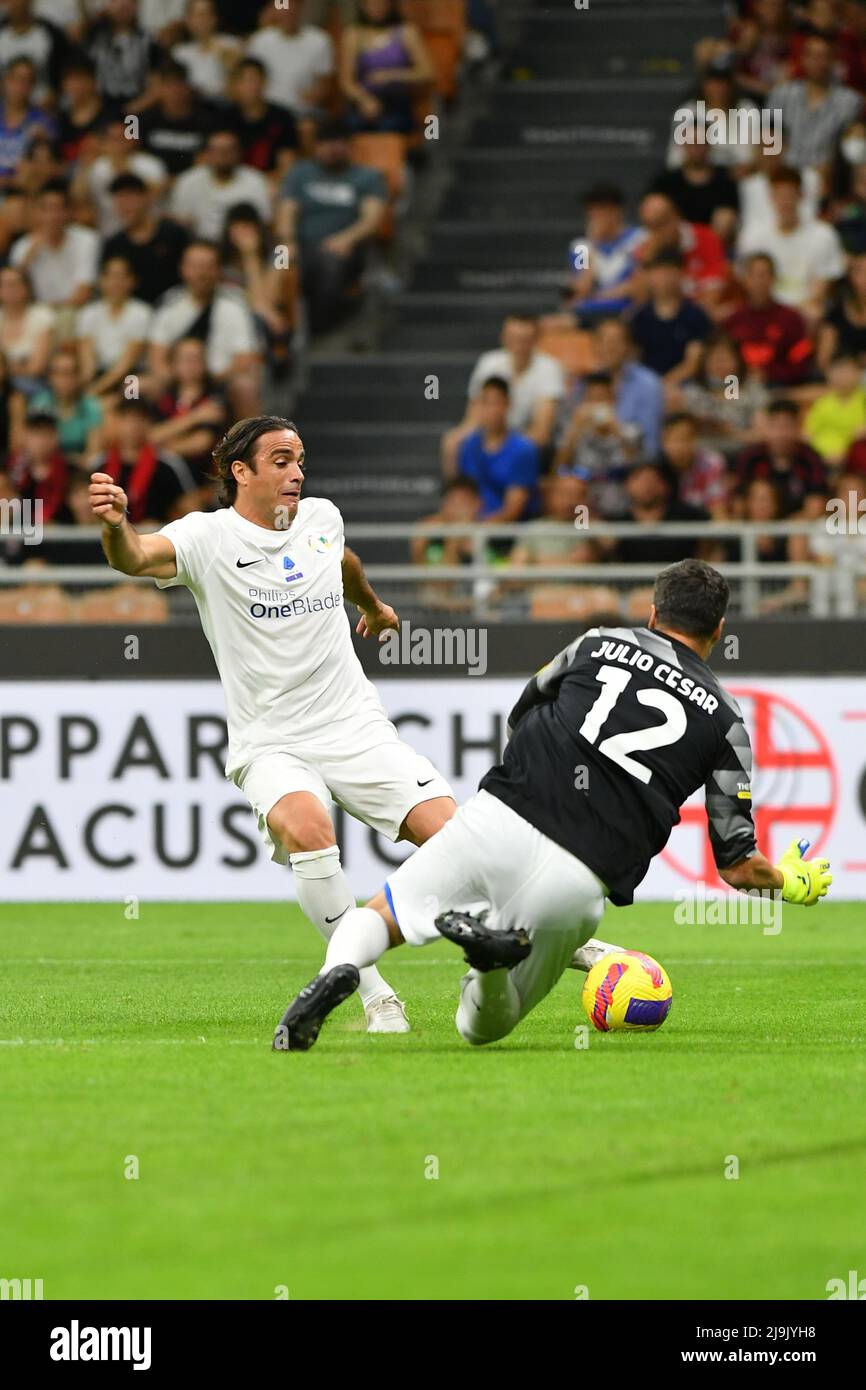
[417,777,435,787]
[236,558,263,568]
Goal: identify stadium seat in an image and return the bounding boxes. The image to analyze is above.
[401,0,467,42]
[348,133,408,242]
[536,327,597,380]
[72,585,169,624]
[421,31,462,101]
[0,584,74,624]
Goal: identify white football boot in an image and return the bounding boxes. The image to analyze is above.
[569,937,624,972]
[365,995,411,1033]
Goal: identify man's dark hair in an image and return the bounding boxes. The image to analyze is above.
[663,410,696,430]
[234,56,267,79]
[480,375,510,398]
[315,116,350,142]
[505,311,538,329]
[584,370,613,388]
[744,250,776,274]
[443,476,479,496]
[582,182,625,209]
[646,246,684,270]
[109,171,147,196]
[62,51,97,80]
[157,57,191,83]
[769,165,801,189]
[212,415,299,507]
[5,55,37,78]
[25,410,58,430]
[765,398,799,418]
[113,396,155,419]
[39,178,69,201]
[653,559,729,640]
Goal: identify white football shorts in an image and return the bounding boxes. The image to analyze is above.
[234,715,453,862]
[384,789,607,1023]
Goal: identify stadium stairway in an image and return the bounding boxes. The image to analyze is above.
[297,0,727,572]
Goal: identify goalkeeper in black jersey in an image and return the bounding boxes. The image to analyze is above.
[274,559,832,1052]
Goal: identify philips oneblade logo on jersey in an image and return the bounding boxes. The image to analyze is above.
[283,555,305,583]
[378,620,487,676]
[248,590,341,619]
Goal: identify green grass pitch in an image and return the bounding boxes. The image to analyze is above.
[1,901,864,1301]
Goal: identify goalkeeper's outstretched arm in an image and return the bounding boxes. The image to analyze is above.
[720,839,832,906]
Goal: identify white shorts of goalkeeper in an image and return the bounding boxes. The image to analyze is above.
[384,789,607,1043]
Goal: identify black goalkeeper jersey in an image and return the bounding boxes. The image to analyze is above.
[480,625,757,906]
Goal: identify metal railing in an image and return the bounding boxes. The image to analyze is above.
[1,520,864,618]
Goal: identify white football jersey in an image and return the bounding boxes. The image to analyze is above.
[156,498,388,775]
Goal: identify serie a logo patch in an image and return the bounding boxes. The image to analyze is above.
[283,555,304,583]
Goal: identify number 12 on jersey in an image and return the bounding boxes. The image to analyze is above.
[579,664,687,785]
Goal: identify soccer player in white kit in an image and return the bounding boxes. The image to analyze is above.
[89,415,458,1032]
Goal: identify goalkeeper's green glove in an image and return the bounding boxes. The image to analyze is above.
[776,837,832,906]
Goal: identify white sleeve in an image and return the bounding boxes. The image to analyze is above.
[540,356,566,398]
[74,229,100,289]
[9,236,28,267]
[467,351,496,401]
[130,300,153,339]
[169,172,196,223]
[148,302,175,347]
[227,301,257,355]
[75,303,96,339]
[816,224,846,282]
[153,511,217,589]
[313,30,335,77]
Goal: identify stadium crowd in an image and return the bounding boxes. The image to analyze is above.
[419,0,866,617]
[0,0,483,607]
[0,0,864,622]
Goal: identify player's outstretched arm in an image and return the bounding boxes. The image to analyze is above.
[342,544,399,639]
[89,472,178,580]
[719,839,832,907]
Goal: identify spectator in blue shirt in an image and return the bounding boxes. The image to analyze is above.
[543,183,646,332]
[0,56,55,185]
[457,376,540,523]
[561,317,665,457]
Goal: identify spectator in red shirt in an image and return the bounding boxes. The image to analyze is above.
[638,192,730,315]
[728,0,794,99]
[657,411,730,518]
[725,251,814,384]
[90,397,196,525]
[733,398,829,515]
[6,409,71,523]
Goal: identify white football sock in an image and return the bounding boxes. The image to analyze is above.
[455,967,520,1045]
[324,907,391,972]
[290,848,393,1007]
